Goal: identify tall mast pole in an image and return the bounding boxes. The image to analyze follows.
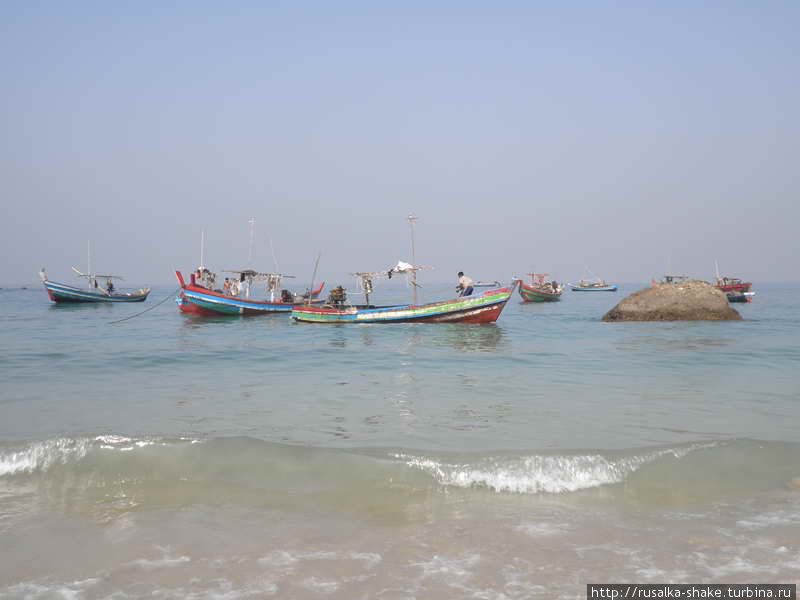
[407,214,418,304]
[248,217,255,268]
[200,229,205,270]
[87,240,91,276]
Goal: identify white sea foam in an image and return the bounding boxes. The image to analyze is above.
[257,550,381,569]
[0,578,99,600]
[412,553,481,581]
[515,522,572,537]
[395,443,718,494]
[128,547,191,570]
[736,510,800,529]
[0,436,205,478]
[301,577,339,594]
[0,438,93,476]
[702,555,779,578]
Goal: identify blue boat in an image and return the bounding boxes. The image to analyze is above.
[175,270,324,316]
[569,268,617,292]
[41,269,150,303]
[570,280,618,292]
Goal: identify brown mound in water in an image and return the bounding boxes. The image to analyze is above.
[602,280,742,322]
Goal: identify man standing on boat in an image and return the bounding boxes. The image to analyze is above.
[457,271,474,297]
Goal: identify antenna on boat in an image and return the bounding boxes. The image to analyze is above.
[307,252,321,306]
[407,214,418,304]
[87,240,91,278]
[248,217,255,268]
[269,235,279,273]
[199,229,206,270]
[715,259,720,281]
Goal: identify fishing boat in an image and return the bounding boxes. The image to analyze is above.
[292,214,515,324]
[725,290,752,303]
[175,221,324,316]
[291,279,517,324]
[714,276,752,293]
[712,261,752,294]
[569,266,617,291]
[41,269,150,303]
[517,273,562,302]
[569,279,618,292]
[175,269,324,316]
[39,242,150,303]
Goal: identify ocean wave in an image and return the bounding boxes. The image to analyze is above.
[393,442,721,494]
[0,435,201,477]
[0,437,94,476]
[2,436,797,504]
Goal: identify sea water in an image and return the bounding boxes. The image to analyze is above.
[0,283,798,598]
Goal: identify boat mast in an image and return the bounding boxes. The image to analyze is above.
[269,235,279,273]
[248,217,255,268]
[715,259,720,282]
[307,252,321,306]
[87,240,94,288]
[408,214,418,304]
[199,229,205,270]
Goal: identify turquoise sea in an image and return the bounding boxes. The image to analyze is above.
[1,282,799,598]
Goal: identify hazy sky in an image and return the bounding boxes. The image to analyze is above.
[2,1,798,287]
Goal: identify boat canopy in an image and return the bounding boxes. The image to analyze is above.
[71,267,124,280]
[223,270,296,279]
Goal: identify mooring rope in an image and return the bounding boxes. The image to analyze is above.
[108,287,181,325]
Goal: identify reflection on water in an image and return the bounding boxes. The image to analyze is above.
[360,328,375,346]
[329,327,347,348]
[179,314,238,330]
[617,335,734,353]
[428,324,506,353]
[178,312,291,332]
[49,302,114,312]
[308,322,508,353]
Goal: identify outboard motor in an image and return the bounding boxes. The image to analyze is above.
[328,286,347,306]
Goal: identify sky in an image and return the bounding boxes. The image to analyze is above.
[1,1,798,287]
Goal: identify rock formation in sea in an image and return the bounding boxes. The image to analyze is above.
[602,280,742,322]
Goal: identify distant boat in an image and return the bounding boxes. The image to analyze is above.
[473,280,502,288]
[39,242,150,303]
[712,261,752,294]
[714,276,752,294]
[725,290,752,303]
[40,268,150,303]
[569,266,617,291]
[517,273,562,302]
[175,269,324,316]
[569,279,618,292]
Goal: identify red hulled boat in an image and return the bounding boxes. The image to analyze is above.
[714,277,752,294]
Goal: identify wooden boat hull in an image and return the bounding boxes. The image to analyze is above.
[716,282,752,293]
[43,280,150,303]
[175,271,323,316]
[291,284,516,324]
[725,291,752,303]
[518,282,562,302]
[570,285,618,292]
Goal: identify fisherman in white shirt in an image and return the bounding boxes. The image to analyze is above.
[456,271,474,297]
